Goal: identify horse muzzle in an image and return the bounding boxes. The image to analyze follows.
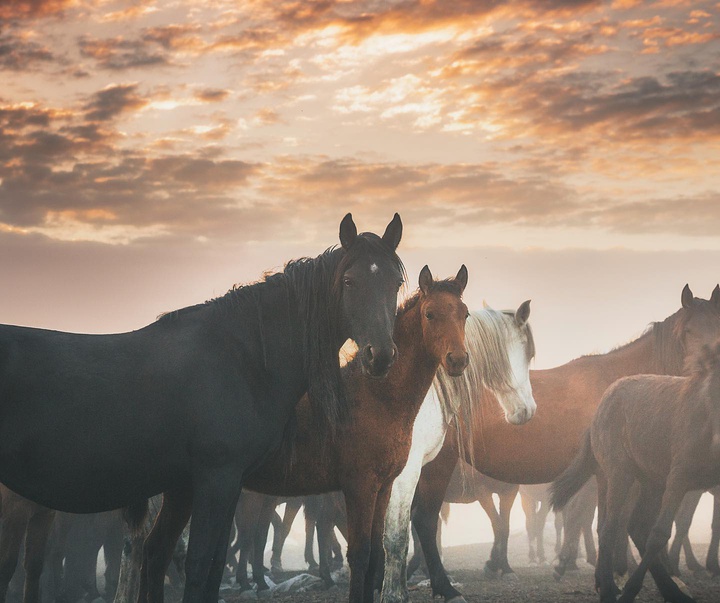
[361,343,398,379]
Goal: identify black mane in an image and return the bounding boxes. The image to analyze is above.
[158,232,404,432]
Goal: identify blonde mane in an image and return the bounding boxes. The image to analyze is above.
[432,306,534,472]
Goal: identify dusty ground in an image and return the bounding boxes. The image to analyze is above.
[164,539,720,603]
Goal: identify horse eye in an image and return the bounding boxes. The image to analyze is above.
[465,311,470,319]
[396,280,404,290]
[343,277,353,287]
[425,312,434,320]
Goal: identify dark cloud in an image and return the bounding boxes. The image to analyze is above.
[0,32,55,70]
[78,35,168,71]
[194,88,231,103]
[83,83,149,122]
[0,0,73,23]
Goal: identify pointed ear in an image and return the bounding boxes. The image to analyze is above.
[382,213,402,251]
[711,284,720,311]
[454,264,468,294]
[418,265,433,296]
[681,284,694,309]
[339,213,357,250]
[515,300,531,327]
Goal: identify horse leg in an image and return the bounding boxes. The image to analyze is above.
[520,492,537,563]
[138,487,193,603]
[555,499,584,580]
[707,491,720,575]
[0,503,28,603]
[497,487,518,574]
[22,507,54,603]
[104,514,125,600]
[582,505,597,567]
[668,491,702,575]
[343,482,381,603]
[595,468,634,603]
[251,496,277,593]
[381,458,424,603]
[620,481,694,603]
[271,498,302,573]
[554,509,563,557]
[303,497,320,571]
[366,485,392,603]
[534,498,550,565]
[315,499,336,589]
[476,488,502,576]
[411,441,463,603]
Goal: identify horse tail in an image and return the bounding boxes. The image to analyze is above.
[122,498,149,536]
[550,430,596,511]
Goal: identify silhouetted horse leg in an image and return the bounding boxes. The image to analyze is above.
[707,492,720,575]
[303,497,320,571]
[411,442,463,603]
[595,469,634,603]
[272,498,301,573]
[315,503,335,589]
[104,515,125,600]
[621,482,694,603]
[251,497,277,594]
[22,507,54,603]
[138,487,193,603]
[583,514,597,567]
[0,503,27,603]
[668,491,703,575]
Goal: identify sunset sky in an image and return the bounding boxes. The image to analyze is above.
[1,0,719,369]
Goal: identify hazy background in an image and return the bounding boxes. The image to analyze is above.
[1,0,719,559]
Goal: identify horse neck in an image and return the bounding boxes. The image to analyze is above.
[370,302,438,414]
[574,328,679,385]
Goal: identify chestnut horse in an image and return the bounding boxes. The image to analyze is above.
[409,284,720,603]
[382,301,536,603]
[137,266,469,603]
[551,342,720,603]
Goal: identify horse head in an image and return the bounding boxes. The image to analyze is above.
[416,265,470,377]
[338,213,405,379]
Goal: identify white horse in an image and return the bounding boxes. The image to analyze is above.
[381,302,537,603]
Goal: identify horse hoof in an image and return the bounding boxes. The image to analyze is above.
[553,570,564,582]
[483,563,499,579]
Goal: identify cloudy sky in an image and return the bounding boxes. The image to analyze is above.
[1,0,719,368]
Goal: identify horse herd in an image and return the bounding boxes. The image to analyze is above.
[0,213,719,603]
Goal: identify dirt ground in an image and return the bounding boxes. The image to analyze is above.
[164,540,720,603]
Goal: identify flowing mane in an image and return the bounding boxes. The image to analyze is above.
[433,306,535,470]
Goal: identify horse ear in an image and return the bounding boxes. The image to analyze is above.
[681,284,694,309]
[454,264,468,293]
[419,265,433,296]
[339,213,357,250]
[382,213,402,251]
[711,284,720,310]
[516,300,531,327]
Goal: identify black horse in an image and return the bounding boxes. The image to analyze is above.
[0,213,405,603]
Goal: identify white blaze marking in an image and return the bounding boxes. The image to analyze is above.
[370,263,379,273]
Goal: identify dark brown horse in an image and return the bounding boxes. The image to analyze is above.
[409,285,720,603]
[552,342,720,603]
[137,266,470,603]
[0,214,405,603]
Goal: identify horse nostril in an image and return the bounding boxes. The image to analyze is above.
[363,345,374,364]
